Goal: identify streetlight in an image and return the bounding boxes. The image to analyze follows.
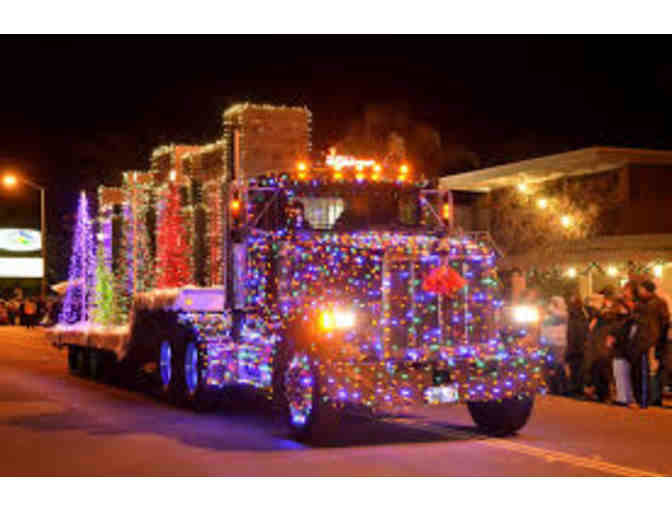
[2,173,47,299]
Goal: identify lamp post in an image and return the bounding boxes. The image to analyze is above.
[2,174,47,299]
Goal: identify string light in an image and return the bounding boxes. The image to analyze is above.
[204,181,223,286]
[54,108,548,414]
[122,171,155,298]
[241,227,545,406]
[156,183,192,288]
[442,203,452,221]
[560,215,572,228]
[558,261,669,280]
[92,245,121,326]
[54,181,547,414]
[326,149,376,169]
[59,191,96,325]
[536,198,548,209]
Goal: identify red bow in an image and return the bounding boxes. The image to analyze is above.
[422,266,467,296]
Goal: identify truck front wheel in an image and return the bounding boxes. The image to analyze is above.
[467,395,534,436]
[284,352,338,442]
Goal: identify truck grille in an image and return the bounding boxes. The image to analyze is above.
[382,254,497,357]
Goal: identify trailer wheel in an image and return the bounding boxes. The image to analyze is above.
[467,395,534,436]
[284,352,338,442]
[176,339,216,412]
[75,347,90,377]
[88,349,105,380]
[157,339,176,401]
[67,346,79,373]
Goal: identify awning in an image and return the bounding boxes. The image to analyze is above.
[439,146,672,192]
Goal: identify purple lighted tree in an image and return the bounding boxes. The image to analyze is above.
[59,191,96,324]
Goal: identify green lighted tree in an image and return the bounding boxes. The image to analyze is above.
[92,247,120,326]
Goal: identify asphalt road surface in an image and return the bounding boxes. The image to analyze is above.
[1,326,671,476]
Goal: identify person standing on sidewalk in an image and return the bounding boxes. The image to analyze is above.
[7,299,16,326]
[542,296,569,394]
[628,281,664,408]
[609,298,636,407]
[566,293,589,396]
[635,280,669,406]
[583,287,618,402]
[23,298,37,329]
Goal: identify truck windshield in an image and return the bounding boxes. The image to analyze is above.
[296,190,421,230]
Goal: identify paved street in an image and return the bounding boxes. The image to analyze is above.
[0,326,670,476]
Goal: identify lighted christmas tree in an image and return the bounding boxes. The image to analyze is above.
[92,247,120,326]
[155,184,192,288]
[59,191,96,324]
[121,172,155,298]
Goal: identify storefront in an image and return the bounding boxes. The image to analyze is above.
[497,233,672,297]
[440,146,672,299]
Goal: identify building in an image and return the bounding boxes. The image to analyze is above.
[440,147,672,296]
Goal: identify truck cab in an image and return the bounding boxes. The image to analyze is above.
[221,163,545,438]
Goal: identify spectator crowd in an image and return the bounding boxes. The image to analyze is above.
[0,293,61,328]
[536,279,671,409]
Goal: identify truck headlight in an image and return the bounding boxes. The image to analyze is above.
[320,308,356,331]
[512,305,539,324]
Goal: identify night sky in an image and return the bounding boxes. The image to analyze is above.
[1,35,671,275]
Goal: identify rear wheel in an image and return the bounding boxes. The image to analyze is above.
[67,346,79,373]
[74,347,90,377]
[175,339,216,412]
[157,339,175,401]
[467,395,534,436]
[88,349,107,380]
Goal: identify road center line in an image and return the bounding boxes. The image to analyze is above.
[385,418,665,477]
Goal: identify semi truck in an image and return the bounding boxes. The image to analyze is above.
[48,104,546,441]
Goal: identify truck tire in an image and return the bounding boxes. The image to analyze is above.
[67,345,79,373]
[467,395,534,436]
[157,339,176,402]
[175,338,217,412]
[283,351,339,443]
[88,349,105,380]
[73,347,90,377]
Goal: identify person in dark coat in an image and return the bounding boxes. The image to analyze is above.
[608,298,637,407]
[18,300,26,327]
[582,287,619,402]
[634,280,669,406]
[37,298,46,326]
[565,293,589,396]
[6,301,14,326]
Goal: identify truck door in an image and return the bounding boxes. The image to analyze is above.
[231,186,284,389]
